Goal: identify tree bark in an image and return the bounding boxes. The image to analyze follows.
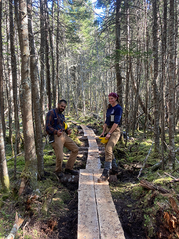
[18,0,37,180]
[9,0,21,158]
[44,0,51,110]
[115,0,123,107]
[40,0,46,126]
[168,0,176,168]
[5,13,13,149]
[125,0,129,146]
[152,0,160,151]
[160,0,167,168]
[0,0,5,141]
[27,0,44,179]
[48,1,56,108]
[0,109,10,192]
[0,6,9,190]
[56,0,60,104]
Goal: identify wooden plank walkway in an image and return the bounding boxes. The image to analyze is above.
[78,125,125,239]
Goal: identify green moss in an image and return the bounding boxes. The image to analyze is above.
[44,154,54,162]
[131,185,144,198]
[153,177,171,185]
[144,214,155,237]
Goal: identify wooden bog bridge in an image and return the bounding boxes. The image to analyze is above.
[78,125,125,239]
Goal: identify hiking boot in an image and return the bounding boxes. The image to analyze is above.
[55,171,63,178]
[111,158,118,175]
[65,169,79,175]
[97,169,109,183]
[110,165,119,175]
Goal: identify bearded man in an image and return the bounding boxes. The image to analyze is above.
[46,99,79,178]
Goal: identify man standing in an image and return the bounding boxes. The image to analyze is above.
[46,99,79,178]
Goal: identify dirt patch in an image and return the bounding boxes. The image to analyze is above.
[110,174,147,239]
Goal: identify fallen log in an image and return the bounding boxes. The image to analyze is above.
[6,212,24,239]
[140,179,169,194]
[151,157,169,171]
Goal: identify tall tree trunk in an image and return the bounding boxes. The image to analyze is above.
[0,1,9,192]
[10,0,21,179]
[18,0,37,180]
[45,0,51,110]
[168,0,176,167]
[160,0,167,157]
[152,0,160,151]
[56,0,60,104]
[144,0,149,137]
[27,0,44,179]
[40,0,46,126]
[115,0,123,107]
[6,13,13,148]
[132,45,140,136]
[174,0,178,128]
[48,1,56,108]
[0,108,10,192]
[125,0,130,146]
[0,0,5,141]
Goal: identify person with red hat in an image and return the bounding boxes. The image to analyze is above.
[98,92,123,183]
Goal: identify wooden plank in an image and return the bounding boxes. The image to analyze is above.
[86,152,101,170]
[81,125,96,137]
[80,126,101,170]
[88,136,98,149]
[78,170,99,239]
[78,126,125,239]
[94,171,125,239]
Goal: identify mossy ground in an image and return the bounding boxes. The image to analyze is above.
[0,122,85,239]
[0,117,179,239]
[110,127,179,239]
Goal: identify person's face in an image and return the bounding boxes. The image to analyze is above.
[108,96,117,106]
[58,102,67,112]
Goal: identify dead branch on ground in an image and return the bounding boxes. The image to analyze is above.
[5,212,24,239]
[140,179,169,194]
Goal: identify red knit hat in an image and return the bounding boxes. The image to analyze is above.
[108,92,119,99]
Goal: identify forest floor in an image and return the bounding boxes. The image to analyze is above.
[0,120,179,239]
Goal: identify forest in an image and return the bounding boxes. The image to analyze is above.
[0,0,179,238]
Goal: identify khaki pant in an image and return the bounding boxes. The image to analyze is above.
[52,132,79,172]
[105,126,120,162]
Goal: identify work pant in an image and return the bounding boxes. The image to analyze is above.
[52,132,79,172]
[105,126,121,162]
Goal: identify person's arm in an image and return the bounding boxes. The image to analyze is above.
[105,123,118,139]
[100,123,107,137]
[66,128,72,135]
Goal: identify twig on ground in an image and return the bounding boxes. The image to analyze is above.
[164,172,177,180]
[137,142,153,179]
[7,152,24,161]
